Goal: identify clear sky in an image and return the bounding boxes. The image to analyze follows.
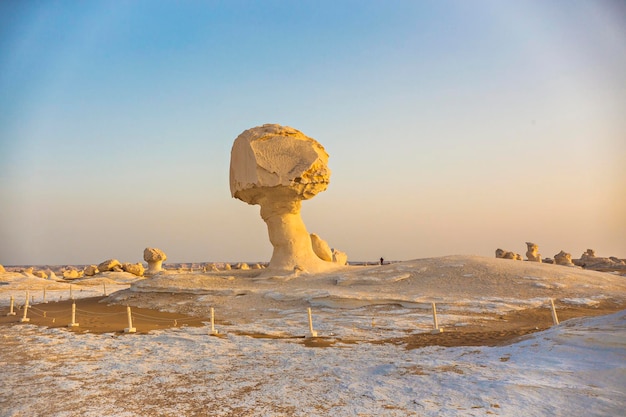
[1,0,625,265]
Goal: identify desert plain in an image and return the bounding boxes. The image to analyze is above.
[1,254,625,416]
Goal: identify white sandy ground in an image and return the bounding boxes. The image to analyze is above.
[1,255,625,416]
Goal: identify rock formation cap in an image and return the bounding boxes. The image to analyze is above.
[230,124,331,205]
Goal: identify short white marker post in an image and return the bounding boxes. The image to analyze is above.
[124,306,136,333]
[43,288,48,304]
[68,302,79,327]
[307,307,318,338]
[20,291,31,322]
[70,284,73,300]
[209,307,218,335]
[7,295,16,316]
[550,299,559,325]
[431,302,443,334]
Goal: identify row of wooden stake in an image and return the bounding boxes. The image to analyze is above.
[6,290,560,336]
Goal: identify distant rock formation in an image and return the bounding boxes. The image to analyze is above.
[122,262,145,277]
[63,268,82,279]
[144,247,167,275]
[230,124,346,276]
[495,248,522,260]
[98,259,122,272]
[525,242,542,262]
[203,263,219,273]
[0,264,5,273]
[34,270,48,279]
[554,250,575,267]
[573,249,626,271]
[84,265,99,276]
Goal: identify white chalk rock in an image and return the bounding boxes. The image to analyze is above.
[0,264,5,273]
[525,242,542,262]
[84,265,99,276]
[332,248,348,265]
[230,124,343,276]
[122,262,145,277]
[98,259,122,272]
[34,270,48,279]
[554,250,575,267]
[310,233,333,262]
[144,247,167,275]
[495,249,521,260]
[63,269,81,279]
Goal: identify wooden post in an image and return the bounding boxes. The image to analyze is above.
[68,302,79,327]
[7,295,16,316]
[209,307,218,335]
[124,306,136,333]
[20,291,30,322]
[550,299,559,325]
[430,302,443,334]
[103,283,107,296]
[307,307,318,337]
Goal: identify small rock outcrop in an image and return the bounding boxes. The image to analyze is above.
[144,248,167,275]
[525,242,542,262]
[0,264,5,273]
[554,250,575,267]
[332,248,348,265]
[495,248,521,260]
[98,259,122,272]
[84,265,99,276]
[34,270,48,279]
[63,269,81,279]
[311,233,333,262]
[122,263,145,277]
[573,249,626,270]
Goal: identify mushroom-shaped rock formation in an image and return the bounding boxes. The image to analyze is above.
[144,247,167,275]
[554,250,575,267]
[525,242,542,262]
[230,124,344,275]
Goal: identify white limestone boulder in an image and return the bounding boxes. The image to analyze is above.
[525,242,542,262]
[122,262,145,277]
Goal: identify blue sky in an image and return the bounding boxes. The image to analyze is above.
[1,0,625,265]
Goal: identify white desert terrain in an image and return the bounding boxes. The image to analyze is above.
[1,255,625,416]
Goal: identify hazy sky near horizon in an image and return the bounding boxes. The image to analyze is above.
[1,0,625,265]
